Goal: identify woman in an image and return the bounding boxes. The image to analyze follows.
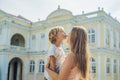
[46,26,90,80]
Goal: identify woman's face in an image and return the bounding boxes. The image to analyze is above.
[56,29,67,41]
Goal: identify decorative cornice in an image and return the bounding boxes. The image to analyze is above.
[75,16,105,24]
[0,9,120,32]
[104,16,120,29]
[90,48,120,56]
[0,20,30,30]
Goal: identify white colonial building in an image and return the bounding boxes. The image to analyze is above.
[0,6,120,80]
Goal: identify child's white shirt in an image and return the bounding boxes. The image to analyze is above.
[44,44,65,80]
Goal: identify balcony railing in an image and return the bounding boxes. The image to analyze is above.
[10,45,26,51]
[0,45,48,54]
[0,45,27,53]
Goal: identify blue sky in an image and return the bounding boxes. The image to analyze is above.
[0,0,120,22]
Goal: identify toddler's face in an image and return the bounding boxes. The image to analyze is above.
[56,29,67,41]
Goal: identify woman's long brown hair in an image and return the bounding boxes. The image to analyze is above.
[70,26,90,79]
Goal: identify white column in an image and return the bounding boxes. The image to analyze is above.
[111,59,114,80]
[9,63,13,80]
[2,26,9,45]
[118,61,120,80]
[34,60,37,80]
[26,33,30,49]
[0,54,9,80]
[31,34,36,51]
[104,57,106,80]
[117,32,119,50]
[110,29,113,49]
[5,56,9,80]
[104,24,106,47]
[45,29,49,51]
[97,21,100,48]
[98,53,101,80]
[40,33,46,51]
[24,60,28,80]
[17,62,21,80]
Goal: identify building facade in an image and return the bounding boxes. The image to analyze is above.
[0,6,120,80]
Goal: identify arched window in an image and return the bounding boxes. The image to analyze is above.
[30,60,35,72]
[11,34,25,47]
[106,58,110,73]
[39,60,44,72]
[113,60,117,73]
[88,28,95,43]
[90,57,96,73]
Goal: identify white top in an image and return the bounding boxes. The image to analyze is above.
[44,44,65,80]
[48,44,65,68]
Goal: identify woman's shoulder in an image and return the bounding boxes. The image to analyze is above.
[65,53,76,65]
[66,53,75,59]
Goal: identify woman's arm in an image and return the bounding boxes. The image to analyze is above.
[46,53,74,80]
[58,54,74,80]
[46,67,58,80]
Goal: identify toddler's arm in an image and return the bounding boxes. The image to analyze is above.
[49,55,56,72]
